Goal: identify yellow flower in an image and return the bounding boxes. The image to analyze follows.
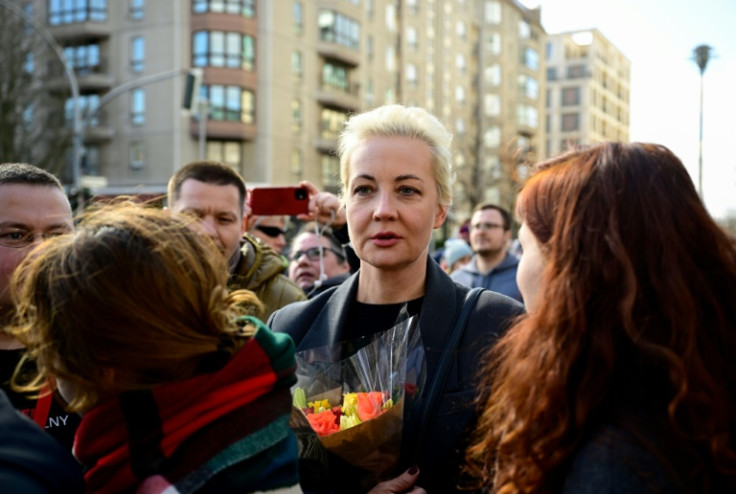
[308,399,331,413]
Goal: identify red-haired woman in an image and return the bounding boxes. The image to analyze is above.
[466,142,736,492]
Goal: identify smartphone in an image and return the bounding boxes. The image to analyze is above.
[249,186,310,216]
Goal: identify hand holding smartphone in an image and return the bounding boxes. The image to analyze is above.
[248,186,310,216]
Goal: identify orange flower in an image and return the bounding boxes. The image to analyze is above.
[356,392,386,422]
[307,408,340,437]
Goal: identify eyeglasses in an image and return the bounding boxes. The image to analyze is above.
[289,246,344,262]
[472,222,506,231]
[255,225,287,238]
[0,230,70,249]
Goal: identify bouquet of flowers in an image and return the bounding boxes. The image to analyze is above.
[292,313,424,485]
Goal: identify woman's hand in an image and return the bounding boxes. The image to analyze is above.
[366,466,426,494]
[297,180,346,229]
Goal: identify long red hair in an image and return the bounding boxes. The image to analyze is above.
[465,142,736,492]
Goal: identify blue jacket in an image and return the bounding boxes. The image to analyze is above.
[450,252,522,302]
[268,257,524,493]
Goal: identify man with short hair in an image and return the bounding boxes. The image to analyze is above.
[0,163,80,450]
[167,161,306,320]
[288,225,351,298]
[451,203,522,302]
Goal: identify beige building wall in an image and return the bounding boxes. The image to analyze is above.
[545,29,630,158]
[32,0,545,212]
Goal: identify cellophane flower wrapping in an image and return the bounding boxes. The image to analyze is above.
[292,313,425,486]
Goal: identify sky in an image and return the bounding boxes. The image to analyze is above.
[522,0,736,219]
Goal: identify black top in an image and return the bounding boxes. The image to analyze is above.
[0,348,81,452]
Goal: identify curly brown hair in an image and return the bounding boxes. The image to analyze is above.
[10,202,262,412]
[465,142,736,492]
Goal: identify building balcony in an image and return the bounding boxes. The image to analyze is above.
[47,60,114,92]
[83,112,114,143]
[314,135,338,153]
[189,119,257,141]
[315,82,360,111]
[316,41,360,67]
[48,22,111,42]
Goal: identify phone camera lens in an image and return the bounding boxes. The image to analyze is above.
[295,189,307,200]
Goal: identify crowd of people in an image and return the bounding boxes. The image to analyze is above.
[0,104,734,493]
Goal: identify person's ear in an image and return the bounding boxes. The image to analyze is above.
[433,204,448,229]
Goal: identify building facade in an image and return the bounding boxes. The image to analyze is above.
[545,29,630,158]
[19,0,546,215]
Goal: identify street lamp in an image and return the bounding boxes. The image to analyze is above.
[693,44,712,200]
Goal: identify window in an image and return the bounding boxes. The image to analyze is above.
[321,154,340,187]
[291,149,303,177]
[484,127,501,148]
[24,53,34,74]
[321,108,347,140]
[546,42,552,60]
[193,0,255,17]
[129,0,144,20]
[293,2,303,35]
[292,99,302,132]
[455,86,465,105]
[519,75,538,100]
[547,67,557,81]
[322,62,350,92]
[406,0,418,14]
[82,145,100,175]
[129,141,146,170]
[385,4,396,31]
[484,64,501,86]
[456,21,466,40]
[385,45,395,71]
[49,0,107,25]
[523,47,539,71]
[366,35,373,60]
[487,33,501,55]
[456,118,465,135]
[193,31,255,70]
[318,10,360,50]
[206,141,242,168]
[292,51,302,79]
[456,53,466,72]
[131,36,145,72]
[567,65,586,78]
[561,112,579,132]
[66,95,101,126]
[517,104,538,128]
[64,44,101,73]
[406,26,418,51]
[131,89,145,125]
[201,85,254,123]
[562,87,580,106]
[405,64,418,88]
[484,94,500,116]
[484,0,501,23]
[365,78,374,103]
[518,21,530,39]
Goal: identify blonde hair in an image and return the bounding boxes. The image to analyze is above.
[337,104,455,207]
[10,202,262,412]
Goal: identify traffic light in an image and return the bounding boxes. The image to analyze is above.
[182,68,202,112]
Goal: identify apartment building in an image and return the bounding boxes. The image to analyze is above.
[545,29,630,158]
[19,0,545,210]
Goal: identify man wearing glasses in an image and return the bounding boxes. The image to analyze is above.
[288,225,351,298]
[0,163,81,452]
[451,203,523,302]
